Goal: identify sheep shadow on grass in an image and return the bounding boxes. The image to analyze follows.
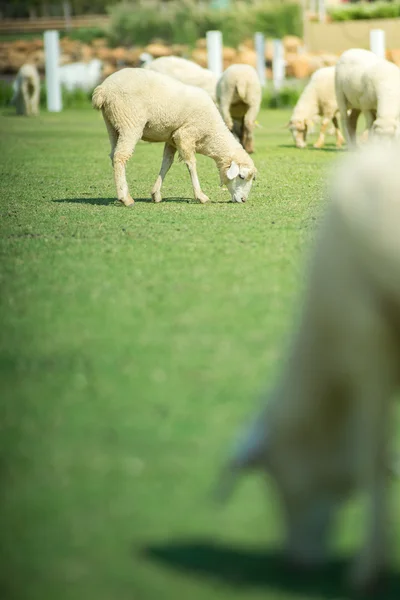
[277,144,344,153]
[53,196,195,206]
[142,539,400,599]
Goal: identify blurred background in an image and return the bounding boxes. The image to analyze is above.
[1,0,400,109]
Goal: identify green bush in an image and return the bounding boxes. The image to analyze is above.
[262,84,302,109]
[0,80,14,107]
[329,1,400,22]
[65,27,108,44]
[108,0,302,48]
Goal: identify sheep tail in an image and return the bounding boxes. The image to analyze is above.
[236,79,248,102]
[92,85,106,110]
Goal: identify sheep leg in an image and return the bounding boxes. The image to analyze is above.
[31,86,40,116]
[21,81,30,115]
[337,87,358,148]
[364,110,376,136]
[219,93,234,131]
[313,117,330,149]
[151,143,176,203]
[349,356,393,592]
[184,156,209,204]
[232,119,242,143]
[332,115,345,148]
[242,125,254,154]
[243,105,259,153]
[345,109,360,149]
[112,128,143,207]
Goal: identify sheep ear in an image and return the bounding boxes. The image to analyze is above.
[226,161,240,180]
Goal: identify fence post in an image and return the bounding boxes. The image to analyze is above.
[44,30,62,112]
[254,32,266,88]
[63,1,72,32]
[206,30,223,79]
[273,39,285,92]
[370,29,386,59]
[318,0,326,22]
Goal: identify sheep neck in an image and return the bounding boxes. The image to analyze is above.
[197,121,244,171]
[292,83,319,121]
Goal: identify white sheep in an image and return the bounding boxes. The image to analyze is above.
[92,68,256,206]
[218,141,400,592]
[144,56,218,101]
[12,64,40,116]
[335,48,400,147]
[59,58,103,93]
[216,64,262,154]
[289,66,344,149]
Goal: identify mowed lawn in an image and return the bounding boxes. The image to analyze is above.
[0,106,399,600]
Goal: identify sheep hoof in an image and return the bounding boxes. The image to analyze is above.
[197,194,209,204]
[120,195,135,207]
[313,142,324,149]
[151,191,162,203]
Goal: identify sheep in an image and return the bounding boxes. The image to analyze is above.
[335,48,400,147]
[288,66,344,149]
[92,68,256,206]
[12,64,40,116]
[216,64,262,154]
[218,141,400,592]
[59,58,103,93]
[144,56,218,102]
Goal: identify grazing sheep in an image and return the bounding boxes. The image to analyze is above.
[144,56,218,101]
[92,68,256,206]
[12,64,40,116]
[218,141,400,592]
[335,48,400,147]
[289,66,344,149]
[216,64,262,154]
[59,58,103,93]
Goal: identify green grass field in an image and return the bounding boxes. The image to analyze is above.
[0,107,399,600]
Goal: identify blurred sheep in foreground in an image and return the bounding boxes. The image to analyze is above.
[219,141,400,592]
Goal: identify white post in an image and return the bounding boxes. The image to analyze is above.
[44,30,62,112]
[273,39,285,92]
[206,30,223,79]
[63,1,72,32]
[318,0,326,22]
[254,32,266,88]
[370,29,386,59]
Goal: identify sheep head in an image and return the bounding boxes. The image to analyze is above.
[220,158,257,203]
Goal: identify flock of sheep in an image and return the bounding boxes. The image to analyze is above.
[12,45,400,593]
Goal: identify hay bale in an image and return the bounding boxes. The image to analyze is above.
[195,38,207,50]
[236,46,257,67]
[144,43,172,58]
[283,35,303,54]
[191,48,208,68]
